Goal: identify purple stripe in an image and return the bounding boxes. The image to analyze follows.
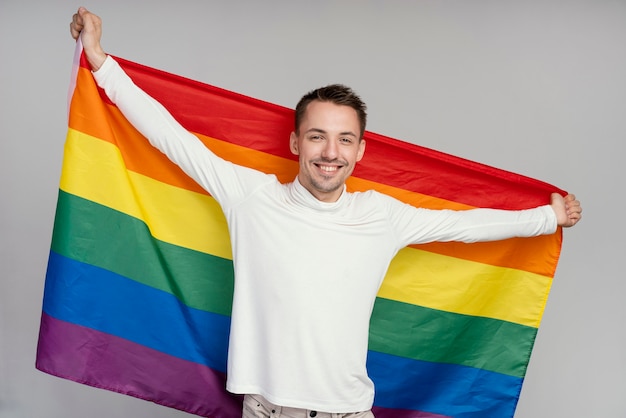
[36,314,450,417]
[36,313,242,417]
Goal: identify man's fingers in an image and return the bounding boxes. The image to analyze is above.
[70,7,98,38]
[70,21,83,39]
[70,9,84,39]
[564,194,582,227]
[70,7,103,43]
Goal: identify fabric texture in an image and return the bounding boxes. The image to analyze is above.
[36,41,565,418]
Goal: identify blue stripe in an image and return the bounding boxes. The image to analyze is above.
[44,251,522,416]
[367,350,521,417]
[43,251,231,372]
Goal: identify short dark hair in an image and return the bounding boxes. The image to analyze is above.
[294,84,367,139]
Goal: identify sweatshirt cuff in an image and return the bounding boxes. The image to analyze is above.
[92,55,116,84]
[540,204,558,233]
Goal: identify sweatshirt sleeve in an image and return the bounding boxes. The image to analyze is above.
[381,192,558,246]
[91,56,271,205]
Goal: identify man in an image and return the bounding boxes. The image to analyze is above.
[70,7,582,418]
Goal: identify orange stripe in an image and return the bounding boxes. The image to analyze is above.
[69,70,208,194]
[69,66,561,277]
[412,236,560,277]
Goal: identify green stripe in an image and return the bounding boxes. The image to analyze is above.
[53,191,535,376]
[51,190,234,316]
[369,298,537,378]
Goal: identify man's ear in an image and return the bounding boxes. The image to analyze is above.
[356,139,366,162]
[289,132,299,155]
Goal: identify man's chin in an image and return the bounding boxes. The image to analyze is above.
[311,179,343,194]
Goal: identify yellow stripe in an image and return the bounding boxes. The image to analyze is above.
[61,129,232,259]
[62,129,550,326]
[379,248,551,327]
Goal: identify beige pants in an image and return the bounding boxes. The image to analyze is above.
[242,394,375,418]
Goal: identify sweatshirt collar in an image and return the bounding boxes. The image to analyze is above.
[290,176,348,212]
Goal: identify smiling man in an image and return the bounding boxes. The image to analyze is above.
[290,97,367,202]
[70,7,582,418]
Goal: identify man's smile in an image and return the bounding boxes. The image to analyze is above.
[316,163,340,173]
[313,159,345,175]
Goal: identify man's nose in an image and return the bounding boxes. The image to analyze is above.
[321,139,338,159]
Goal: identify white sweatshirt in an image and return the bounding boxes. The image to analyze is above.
[93,56,557,413]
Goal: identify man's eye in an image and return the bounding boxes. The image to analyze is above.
[340,137,353,144]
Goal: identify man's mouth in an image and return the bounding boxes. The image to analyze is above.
[317,164,339,173]
[313,159,345,174]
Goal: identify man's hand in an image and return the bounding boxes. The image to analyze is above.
[70,7,107,71]
[551,193,582,228]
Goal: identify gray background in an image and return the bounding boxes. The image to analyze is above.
[1,1,624,417]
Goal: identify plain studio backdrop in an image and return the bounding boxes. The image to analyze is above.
[1,1,624,417]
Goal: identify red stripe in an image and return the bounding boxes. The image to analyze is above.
[81,54,564,210]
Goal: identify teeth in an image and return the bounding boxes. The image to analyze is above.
[320,165,338,172]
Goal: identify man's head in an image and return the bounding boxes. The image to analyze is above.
[294,84,367,139]
[290,85,368,203]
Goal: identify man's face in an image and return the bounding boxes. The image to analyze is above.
[289,100,366,202]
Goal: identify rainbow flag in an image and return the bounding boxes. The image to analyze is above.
[36,42,564,418]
